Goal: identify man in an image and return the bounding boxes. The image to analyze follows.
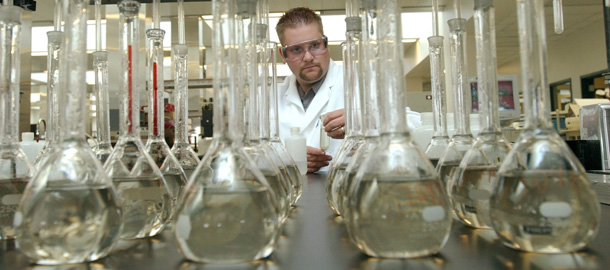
[276,7,345,173]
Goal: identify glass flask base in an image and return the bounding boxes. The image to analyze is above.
[451,166,498,229]
[490,170,600,253]
[348,176,452,258]
[14,185,122,264]
[174,185,278,263]
[114,176,171,239]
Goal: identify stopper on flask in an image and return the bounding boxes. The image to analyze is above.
[173,44,188,55]
[93,51,108,61]
[345,17,362,32]
[290,127,300,136]
[474,0,493,9]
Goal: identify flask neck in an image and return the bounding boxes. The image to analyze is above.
[0,6,22,144]
[147,29,166,139]
[344,30,364,137]
[173,44,190,144]
[448,18,472,136]
[360,8,380,137]
[93,51,113,146]
[474,2,502,133]
[211,1,257,143]
[428,36,449,137]
[258,41,273,140]
[46,31,62,144]
[118,0,141,138]
[376,0,408,135]
[58,0,89,142]
[518,0,553,129]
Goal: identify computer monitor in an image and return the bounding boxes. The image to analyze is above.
[469,74,521,124]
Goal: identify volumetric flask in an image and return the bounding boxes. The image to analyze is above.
[448,0,511,229]
[489,0,600,253]
[436,18,474,190]
[327,22,364,216]
[15,0,122,264]
[145,27,187,221]
[343,0,451,258]
[173,0,280,263]
[105,0,173,240]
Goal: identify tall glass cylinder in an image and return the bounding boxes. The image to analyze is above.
[92,51,113,163]
[170,44,200,179]
[0,3,33,241]
[326,2,364,216]
[105,0,173,240]
[436,17,474,188]
[174,0,280,263]
[489,0,600,253]
[343,0,451,258]
[424,35,450,166]
[448,0,511,229]
[34,31,62,168]
[14,0,122,264]
[145,28,187,221]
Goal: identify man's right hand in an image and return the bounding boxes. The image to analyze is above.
[307,146,332,173]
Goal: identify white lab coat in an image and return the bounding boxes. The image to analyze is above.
[277,60,344,171]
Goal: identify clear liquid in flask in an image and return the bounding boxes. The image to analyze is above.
[490,170,600,253]
[114,176,171,239]
[175,181,278,263]
[326,163,348,214]
[438,162,460,188]
[450,166,498,228]
[15,184,122,264]
[350,175,452,258]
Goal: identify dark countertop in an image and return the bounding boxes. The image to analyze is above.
[1,172,609,270]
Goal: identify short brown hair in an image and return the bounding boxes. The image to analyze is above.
[276,7,324,45]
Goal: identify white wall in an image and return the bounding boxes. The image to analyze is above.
[404,1,607,113]
[546,13,606,99]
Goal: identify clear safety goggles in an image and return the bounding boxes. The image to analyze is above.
[280,36,328,62]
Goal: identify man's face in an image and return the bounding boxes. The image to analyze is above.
[281,23,330,85]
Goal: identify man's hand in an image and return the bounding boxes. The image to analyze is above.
[322,109,345,139]
[307,146,332,173]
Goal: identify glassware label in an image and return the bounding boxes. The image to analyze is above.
[1,194,22,205]
[175,214,191,239]
[523,225,552,235]
[422,205,445,222]
[539,201,572,218]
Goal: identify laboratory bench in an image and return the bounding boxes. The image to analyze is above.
[1,172,610,270]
